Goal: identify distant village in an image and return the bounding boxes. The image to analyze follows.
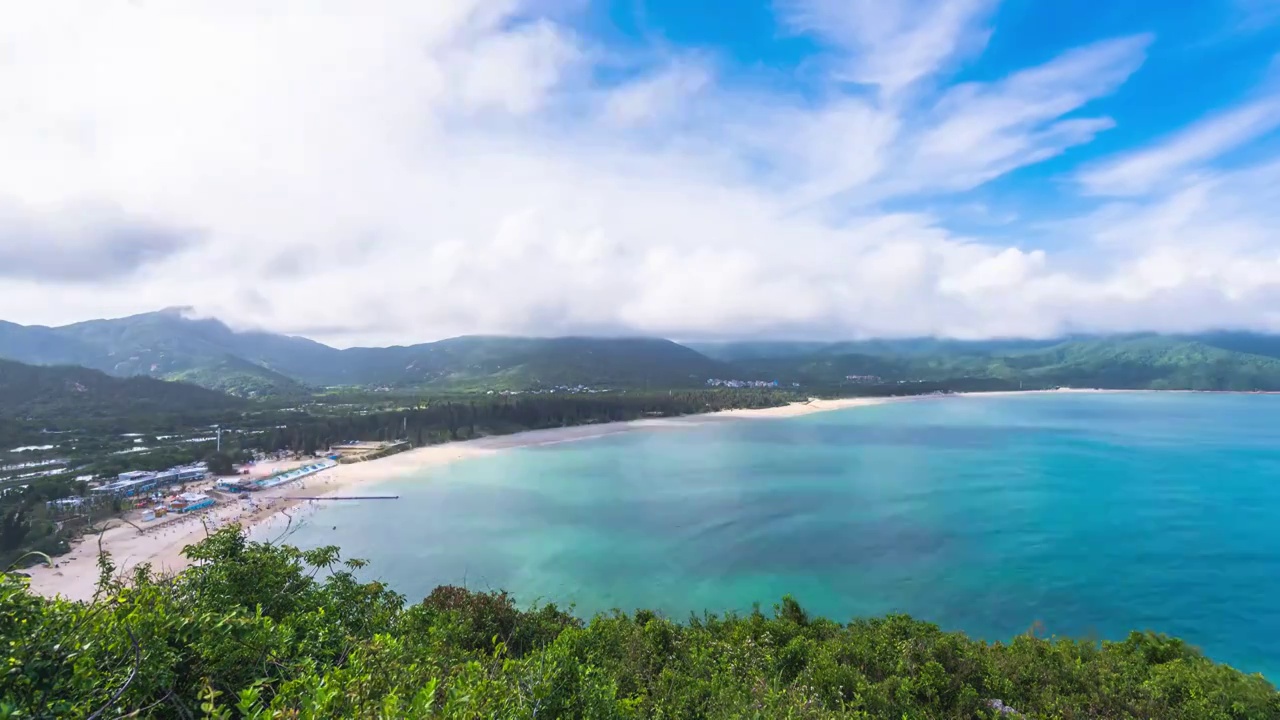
[705,376,886,388]
[844,375,884,384]
[371,384,615,395]
[484,385,613,395]
[705,379,797,388]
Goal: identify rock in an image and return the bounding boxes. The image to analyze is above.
[986,699,1024,717]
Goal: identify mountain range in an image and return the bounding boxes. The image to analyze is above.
[0,310,726,396]
[5,309,1280,396]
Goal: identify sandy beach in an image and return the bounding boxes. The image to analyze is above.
[707,396,893,417]
[16,393,986,600]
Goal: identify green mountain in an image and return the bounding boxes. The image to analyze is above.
[48,310,316,397]
[160,355,310,398]
[329,336,729,389]
[1181,330,1280,360]
[0,320,100,367]
[0,311,728,394]
[690,337,1063,361]
[730,335,1280,391]
[0,358,244,420]
[687,340,834,362]
[0,311,311,397]
[7,310,1280,394]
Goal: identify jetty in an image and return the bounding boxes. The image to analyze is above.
[288,495,400,501]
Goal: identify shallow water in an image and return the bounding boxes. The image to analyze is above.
[269,393,1280,678]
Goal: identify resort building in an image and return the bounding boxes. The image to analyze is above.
[91,463,210,496]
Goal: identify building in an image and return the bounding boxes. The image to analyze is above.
[152,465,209,486]
[215,477,257,493]
[171,492,215,514]
[705,379,781,388]
[92,463,209,497]
[844,375,883,384]
[92,474,157,497]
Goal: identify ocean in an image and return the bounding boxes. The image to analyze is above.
[269,392,1280,679]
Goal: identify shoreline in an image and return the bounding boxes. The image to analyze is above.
[21,397,893,600]
[8,388,1204,600]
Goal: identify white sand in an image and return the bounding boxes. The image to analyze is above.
[18,396,908,601]
[708,396,893,417]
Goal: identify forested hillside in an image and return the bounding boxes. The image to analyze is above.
[730,335,1280,391]
[0,359,244,420]
[0,311,726,393]
[0,312,309,398]
[4,528,1274,718]
[162,355,309,398]
[8,310,1280,394]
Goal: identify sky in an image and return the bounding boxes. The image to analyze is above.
[3,1,1280,347]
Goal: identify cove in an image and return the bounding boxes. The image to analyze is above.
[271,392,1280,679]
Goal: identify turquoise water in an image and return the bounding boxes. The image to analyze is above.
[273,393,1280,678]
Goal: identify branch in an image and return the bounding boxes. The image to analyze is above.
[109,688,173,719]
[86,628,141,720]
[268,508,295,546]
[167,693,195,720]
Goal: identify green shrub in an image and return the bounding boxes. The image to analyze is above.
[1,527,1276,719]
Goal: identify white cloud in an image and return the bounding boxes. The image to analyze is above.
[1078,97,1280,196]
[1,1,1280,345]
[905,35,1150,192]
[777,0,997,94]
[449,20,581,115]
[601,60,712,127]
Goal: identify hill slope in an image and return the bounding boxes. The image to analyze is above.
[0,312,730,392]
[331,336,730,389]
[0,321,100,367]
[48,310,313,397]
[0,358,244,420]
[732,335,1280,390]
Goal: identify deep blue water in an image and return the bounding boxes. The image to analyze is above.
[271,393,1280,678]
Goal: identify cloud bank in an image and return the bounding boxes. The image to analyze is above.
[1,0,1279,345]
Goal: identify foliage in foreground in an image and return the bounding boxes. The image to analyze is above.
[2,529,1277,719]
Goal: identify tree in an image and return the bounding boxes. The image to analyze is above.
[0,507,30,554]
[204,451,234,476]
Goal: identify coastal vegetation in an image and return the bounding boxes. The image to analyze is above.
[3,527,1275,718]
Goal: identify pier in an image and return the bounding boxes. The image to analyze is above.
[288,495,400,501]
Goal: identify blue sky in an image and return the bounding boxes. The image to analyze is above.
[2,1,1280,344]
